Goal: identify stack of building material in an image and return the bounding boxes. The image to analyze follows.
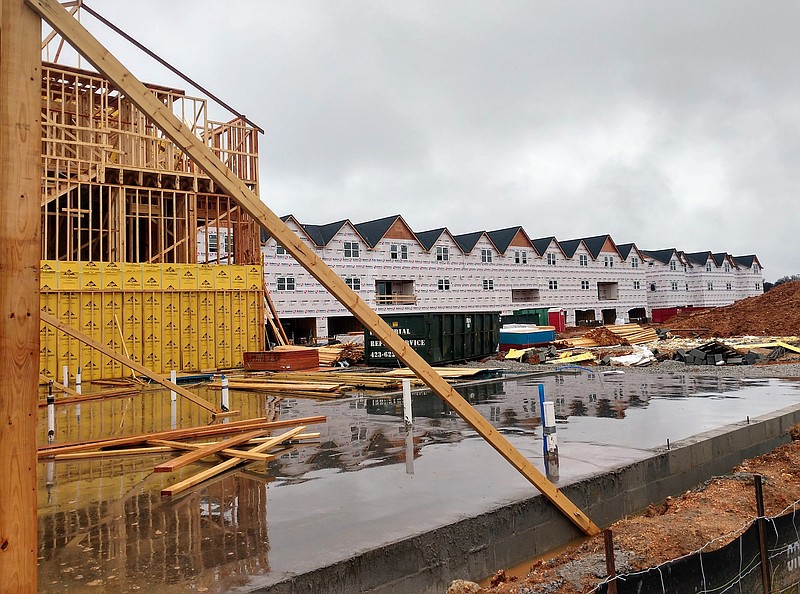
[557,324,659,348]
[316,342,364,366]
[672,341,757,366]
[243,346,320,371]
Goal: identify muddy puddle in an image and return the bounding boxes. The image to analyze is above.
[37,372,800,592]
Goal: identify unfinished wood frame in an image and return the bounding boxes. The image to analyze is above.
[40,62,260,264]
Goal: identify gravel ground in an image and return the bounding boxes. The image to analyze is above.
[456,357,800,378]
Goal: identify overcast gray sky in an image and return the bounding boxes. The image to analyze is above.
[58,1,799,280]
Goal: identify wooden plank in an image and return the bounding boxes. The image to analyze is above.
[40,311,222,414]
[54,446,173,461]
[161,426,306,496]
[1,1,41,591]
[38,414,326,458]
[28,0,598,536]
[37,387,139,407]
[147,439,274,463]
[153,428,268,472]
[40,374,80,397]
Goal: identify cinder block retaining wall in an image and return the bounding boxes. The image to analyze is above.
[250,404,800,594]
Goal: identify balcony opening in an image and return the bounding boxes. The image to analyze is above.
[597,282,619,301]
[511,288,540,303]
[375,280,416,305]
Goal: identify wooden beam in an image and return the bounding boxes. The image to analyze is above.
[28,0,599,536]
[161,426,306,496]
[1,1,41,591]
[147,439,274,463]
[40,374,80,397]
[40,311,222,414]
[37,415,326,458]
[153,428,268,472]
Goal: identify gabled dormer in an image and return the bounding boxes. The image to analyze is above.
[616,243,645,269]
[453,231,500,263]
[353,214,422,250]
[416,227,463,263]
[582,234,622,268]
[486,226,534,262]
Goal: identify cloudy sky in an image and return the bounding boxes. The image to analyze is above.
[50,1,799,280]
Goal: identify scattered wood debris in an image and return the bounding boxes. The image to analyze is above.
[317,342,364,366]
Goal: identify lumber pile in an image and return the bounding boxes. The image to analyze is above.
[37,415,326,496]
[557,324,659,348]
[317,342,364,366]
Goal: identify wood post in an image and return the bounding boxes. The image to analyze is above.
[0,1,41,592]
[28,0,599,536]
[755,475,771,593]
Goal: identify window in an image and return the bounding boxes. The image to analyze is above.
[650,283,656,292]
[276,244,287,255]
[208,233,218,253]
[706,262,712,272]
[604,255,614,268]
[581,280,590,290]
[436,246,449,261]
[482,279,494,291]
[223,234,230,253]
[685,282,689,291]
[344,241,360,258]
[707,281,714,291]
[670,260,677,271]
[547,253,557,266]
[633,280,641,290]
[579,254,588,267]
[548,280,558,290]
[631,257,639,269]
[756,282,761,290]
[754,264,760,273]
[276,276,295,291]
[437,278,451,291]
[514,251,527,264]
[726,282,732,291]
[390,244,408,260]
[671,281,678,291]
[481,249,493,263]
[345,277,361,291]
[723,263,730,273]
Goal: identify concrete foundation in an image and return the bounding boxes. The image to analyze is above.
[250,403,800,594]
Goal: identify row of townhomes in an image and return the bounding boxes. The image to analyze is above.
[259,214,763,343]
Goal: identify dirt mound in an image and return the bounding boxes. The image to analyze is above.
[664,281,800,337]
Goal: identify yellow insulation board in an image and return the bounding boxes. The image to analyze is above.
[40,262,265,381]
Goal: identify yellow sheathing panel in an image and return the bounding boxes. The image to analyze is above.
[39,262,263,380]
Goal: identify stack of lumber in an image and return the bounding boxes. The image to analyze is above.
[384,367,491,379]
[210,376,349,398]
[316,342,364,366]
[557,324,659,348]
[243,346,320,371]
[38,415,326,496]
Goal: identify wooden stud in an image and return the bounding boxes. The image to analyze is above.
[161,426,307,496]
[29,0,599,536]
[37,414,327,458]
[0,2,41,592]
[153,428,268,473]
[147,439,274,463]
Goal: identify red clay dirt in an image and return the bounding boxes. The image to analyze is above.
[662,281,800,338]
[472,427,800,594]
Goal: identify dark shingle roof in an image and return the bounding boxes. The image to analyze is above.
[415,228,448,251]
[353,214,403,248]
[531,237,557,256]
[302,219,350,247]
[684,251,713,266]
[581,234,615,259]
[712,252,729,267]
[642,248,679,265]
[452,231,485,253]
[616,243,637,260]
[733,255,757,268]
[486,227,523,254]
[558,239,583,259]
